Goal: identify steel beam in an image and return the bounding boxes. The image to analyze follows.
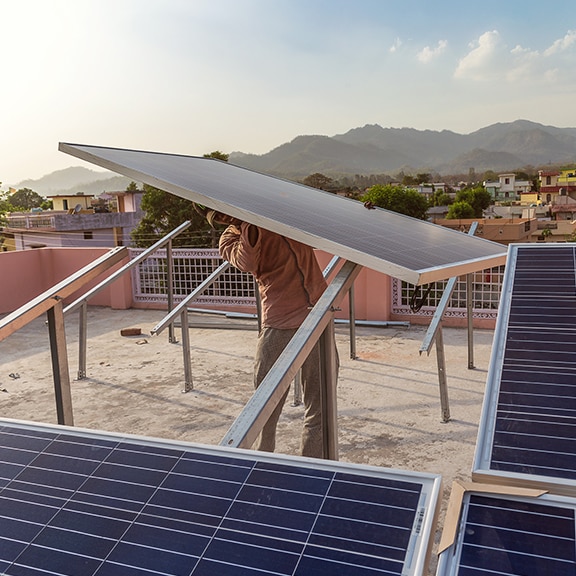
[220,260,361,458]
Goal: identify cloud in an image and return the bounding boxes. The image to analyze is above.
[454,30,501,80]
[455,29,576,84]
[417,40,448,63]
[389,37,402,53]
[544,30,576,56]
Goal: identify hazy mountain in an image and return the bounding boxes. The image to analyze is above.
[231,119,576,178]
[231,134,414,179]
[13,167,134,197]
[16,120,576,194]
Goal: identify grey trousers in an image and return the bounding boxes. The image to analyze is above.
[253,326,337,458]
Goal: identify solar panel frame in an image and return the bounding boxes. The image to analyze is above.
[0,417,441,576]
[436,489,576,575]
[473,243,576,495]
[59,142,507,286]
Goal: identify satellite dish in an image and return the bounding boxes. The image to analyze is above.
[73,204,82,213]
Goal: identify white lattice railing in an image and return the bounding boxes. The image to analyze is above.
[392,265,504,321]
[130,248,256,307]
[130,248,503,320]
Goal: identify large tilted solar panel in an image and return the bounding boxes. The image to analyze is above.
[0,418,441,576]
[473,244,576,495]
[436,490,576,575]
[59,142,507,286]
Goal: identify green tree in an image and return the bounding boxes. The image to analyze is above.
[130,184,213,248]
[430,190,452,207]
[301,173,335,191]
[0,187,9,248]
[8,188,45,210]
[360,184,429,220]
[446,201,475,219]
[203,150,229,161]
[455,186,491,217]
[0,187,11,214]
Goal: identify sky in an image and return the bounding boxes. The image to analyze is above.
[2,0,576,187]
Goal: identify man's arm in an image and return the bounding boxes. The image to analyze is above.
[219,222,260,274]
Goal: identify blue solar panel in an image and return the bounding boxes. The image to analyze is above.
[58,142,507,286]
[436,491,576,575]
[0,419,440,575]
[474,244,576,493]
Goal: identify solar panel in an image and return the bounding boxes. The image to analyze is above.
[0,418,441,575]
[474,244,576,495]
[59,142,507,286]
[436,488,576,575]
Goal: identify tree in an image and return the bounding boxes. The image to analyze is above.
[203,150,229,162]
[430,190,452,207]
[455,186,491,217]
[0,188,11,214]
[360,184,429,220]
[301,173,335,191]
[8,188,45,210]
[131,151,230,248]
[131,184,213,248]
[446,201,475,219]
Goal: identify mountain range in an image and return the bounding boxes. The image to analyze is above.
[13,167,133,197]
[229,119,576,179]
[14,120,576,196]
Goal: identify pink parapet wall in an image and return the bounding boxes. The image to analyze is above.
[315,251,392,322]
[0,247,133,315]
[0,247,493,328]
[0,248,394,321]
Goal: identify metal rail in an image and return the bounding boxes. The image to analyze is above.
[220,259,361,460]
[150,261,231,392]
[0,247,128,425]
[419,222,479,422]
[64,220,192,379]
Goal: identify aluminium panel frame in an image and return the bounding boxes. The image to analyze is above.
[473,243,576,496]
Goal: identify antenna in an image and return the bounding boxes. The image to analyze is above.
[73,204,82,214]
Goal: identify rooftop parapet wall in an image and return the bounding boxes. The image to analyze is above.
[0,248,132,315]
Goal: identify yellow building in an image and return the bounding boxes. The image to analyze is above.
[46,192,94,212]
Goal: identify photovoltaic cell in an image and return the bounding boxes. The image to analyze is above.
[473,244,576,494]
[436,491,576,575]
[0,418,440,575]
[58,142,507,285]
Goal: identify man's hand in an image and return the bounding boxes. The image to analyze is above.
[211,212,243,227]
[193,204,242,228]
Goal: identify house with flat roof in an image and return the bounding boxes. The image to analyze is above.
[483,173,532,202]
[2,189,144,251]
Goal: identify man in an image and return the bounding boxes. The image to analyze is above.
[197,207,334,458]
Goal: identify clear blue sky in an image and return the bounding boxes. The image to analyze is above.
[2,0,576,187]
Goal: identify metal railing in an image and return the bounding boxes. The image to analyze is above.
[64,221,192,378]
[0,247,128,425]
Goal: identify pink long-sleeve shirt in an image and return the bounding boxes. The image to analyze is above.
[219,223,327,329]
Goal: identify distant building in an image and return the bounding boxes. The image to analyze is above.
[538,169,576,218]
[2,189,144,251]
[46,192,95,212]
[416,183,449,201]
[483,173,532,203]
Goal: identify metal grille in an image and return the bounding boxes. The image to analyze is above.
[393,264,505,320]
[131,248,503,320]
[130,248,256,306]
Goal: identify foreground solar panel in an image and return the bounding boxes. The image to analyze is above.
[59,142,506,285]
[436,487,576,575]
[0,418,441,575]
[474,244,576,495]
